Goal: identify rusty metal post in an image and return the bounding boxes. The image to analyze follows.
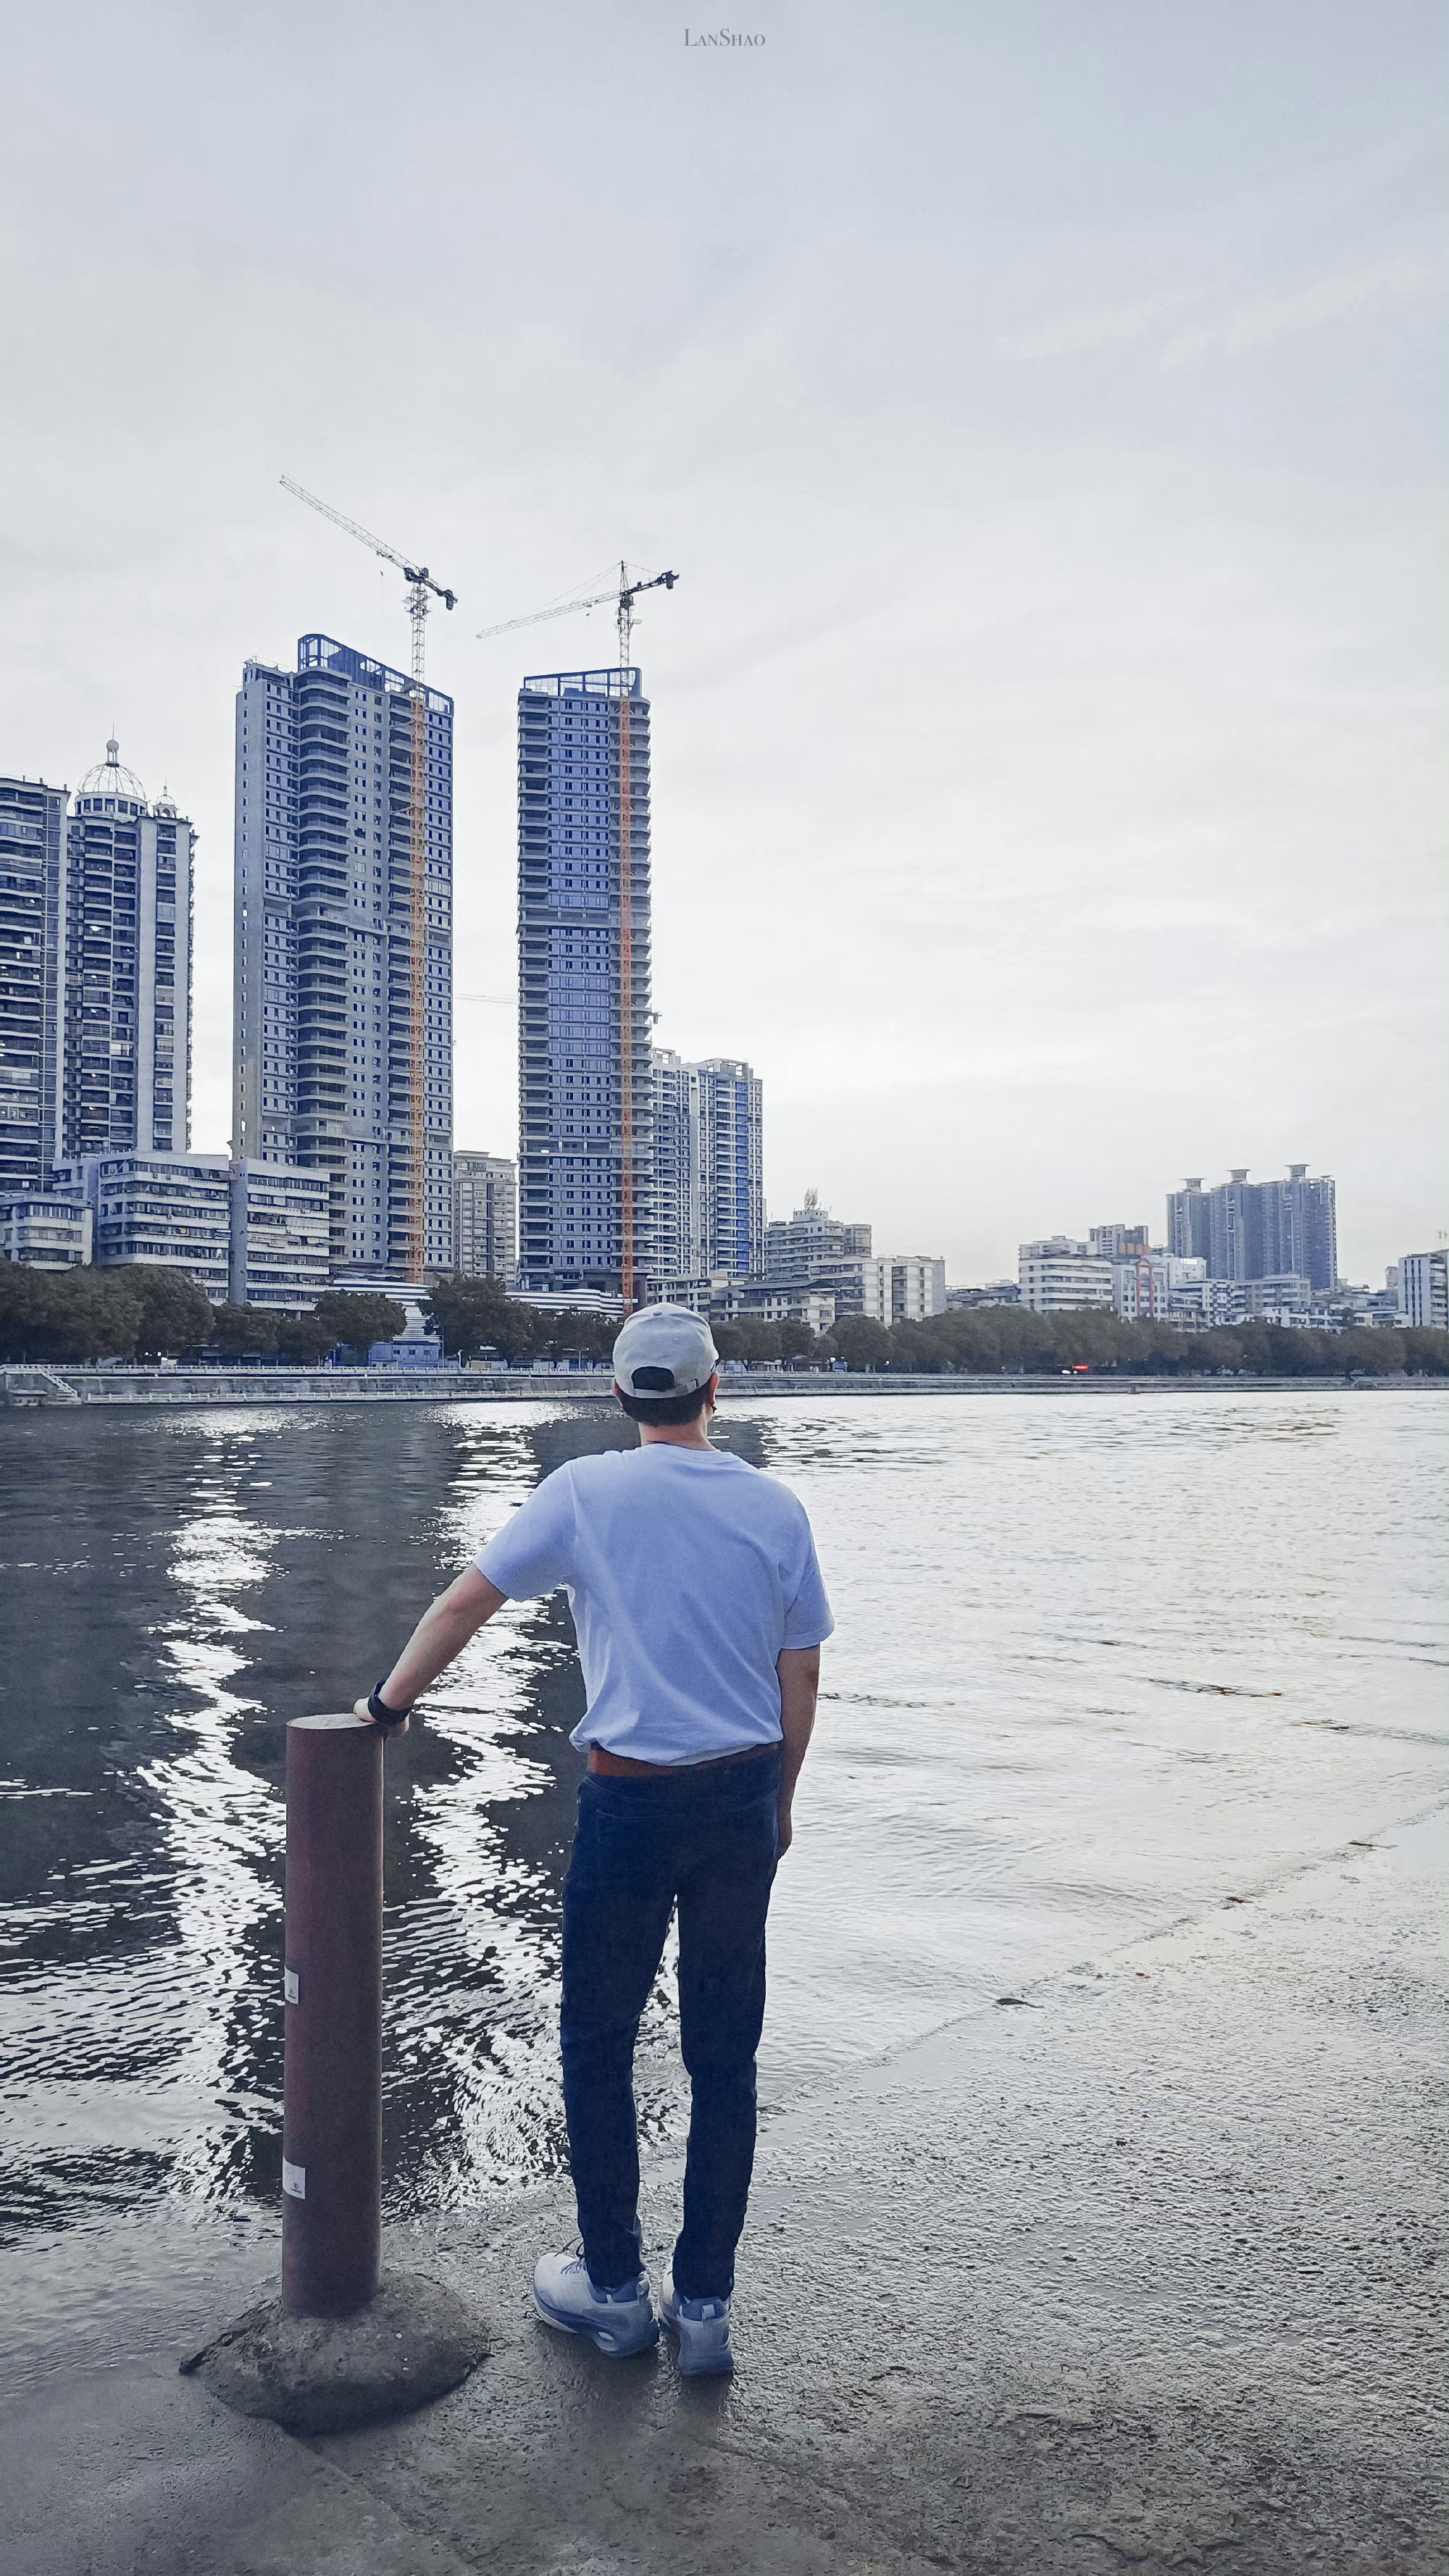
[282,1713,383,2318]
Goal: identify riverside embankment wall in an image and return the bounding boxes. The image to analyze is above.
[1,1364,1431,1407]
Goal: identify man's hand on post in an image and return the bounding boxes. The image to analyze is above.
[354,1571,508,1741]
[355,1691,410,1736]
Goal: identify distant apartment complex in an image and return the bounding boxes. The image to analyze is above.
[764,1197,873,1278]
[0,1192,92,1269]
[0,774,65,1192]
[48,1149,328,1312]
[1166,1167,1337,1292]
[232,636,454,1279]
[1087,1224,1149,1261]
[1019,1238,1114,1313]
[2,747,193,1194]
[1398,1249,1448,1334]
[228,1163,331,1311]
[55,1151,233,1303]
[453,1150,517,1283]
[517,667,653,1297]
[52,743,193,1168]
[653,1195,944,1334]
[866,1256,948,1323]
[651,1049,763,1281]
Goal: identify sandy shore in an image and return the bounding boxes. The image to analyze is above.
[3,1805,1443,2576]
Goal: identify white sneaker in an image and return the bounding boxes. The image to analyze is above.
[659,2264,734,2378]
[533,2250,659,2357]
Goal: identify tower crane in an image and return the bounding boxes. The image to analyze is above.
[477,562,677,672]
[280,477,456,684]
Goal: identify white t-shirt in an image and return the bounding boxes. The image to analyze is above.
[474,1444,834,1765]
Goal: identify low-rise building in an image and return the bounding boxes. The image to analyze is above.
[718,1281,837,1334]
[763,1200,871,1277]
[509,1285,625,1321]
[945,1281,1020,1310]
[647,1273,838,1334]
[647,1274,719,1318]
[1398,1250,1448,1333]
[368,1304,446,1368]
[1233,1274,1312,1318]
[1164,1275,1232,1327]
[864,1257,946,1323]
[48,1150,328,1311]
[1302,1281,1400,1331]
[1111,1252,1206,1321]
[1019,1237,1114,1313]
[228,1163,331,1313]
[1167,1274,1312,1328]
[54,1150,231,1302]
[0,1192,93,1269]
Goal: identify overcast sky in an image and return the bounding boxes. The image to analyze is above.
[3,0,1443,1283]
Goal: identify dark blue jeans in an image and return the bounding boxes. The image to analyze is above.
[559,1743,782,2301]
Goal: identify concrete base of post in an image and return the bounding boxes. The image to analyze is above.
[181,2268,488,2435]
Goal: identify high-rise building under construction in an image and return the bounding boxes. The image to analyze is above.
[232,635,454,1279]
[516,666,653,1299]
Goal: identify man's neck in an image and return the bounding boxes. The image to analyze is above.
[637,1418,715,1453]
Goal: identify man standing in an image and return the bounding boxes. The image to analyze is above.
[356,1305,832,2378]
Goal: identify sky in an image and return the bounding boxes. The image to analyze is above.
[2,0,1444,1286]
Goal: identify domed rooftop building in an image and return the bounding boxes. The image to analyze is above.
[51,737,194,1169]
[75,738,149,816]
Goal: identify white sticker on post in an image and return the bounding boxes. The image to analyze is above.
[283,1969,300,2004]
[282,2159,306,2199]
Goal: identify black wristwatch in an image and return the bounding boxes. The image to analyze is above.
[367,1684,412,1732]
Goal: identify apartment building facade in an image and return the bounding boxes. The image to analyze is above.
[453,1149,517,1283]
[233,635,454,1279]
[0,774,66,1193]
[1398,1249,1448,1334]
[51,743,194,1170]
[1167,1167,1337,1291]
[651,1048,763,1283]
[517,667,653,1298]
[1019,1237,1114,1313]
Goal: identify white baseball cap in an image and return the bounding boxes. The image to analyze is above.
[612,1303,719,1400]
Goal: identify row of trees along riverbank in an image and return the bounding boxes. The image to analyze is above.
[3,1260,1447,1379]
[425,1276,1449,1381]
[0,1266,408,1365]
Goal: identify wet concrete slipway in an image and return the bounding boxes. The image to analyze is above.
[1,1392,1445,2575]
[1,1809,1442,2576]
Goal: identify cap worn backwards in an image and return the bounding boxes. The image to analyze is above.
[611,1303,719,1400]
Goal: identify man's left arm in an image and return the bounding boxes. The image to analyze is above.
[775,1645,819,1853]
[354,1568,507,1731]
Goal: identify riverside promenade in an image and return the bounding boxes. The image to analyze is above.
[1,1809,1442,2576]
[0,1363,1429,1406]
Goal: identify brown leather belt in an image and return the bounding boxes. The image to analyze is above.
[586,1741,778,1780]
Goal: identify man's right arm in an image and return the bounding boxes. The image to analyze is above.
[775,1646,819,1854]
[362,1568,508,1723]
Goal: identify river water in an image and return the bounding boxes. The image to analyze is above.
[1,1389,1445,2390]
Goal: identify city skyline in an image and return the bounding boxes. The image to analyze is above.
[1,4,1442,1285]
[5,699,1437,1292]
